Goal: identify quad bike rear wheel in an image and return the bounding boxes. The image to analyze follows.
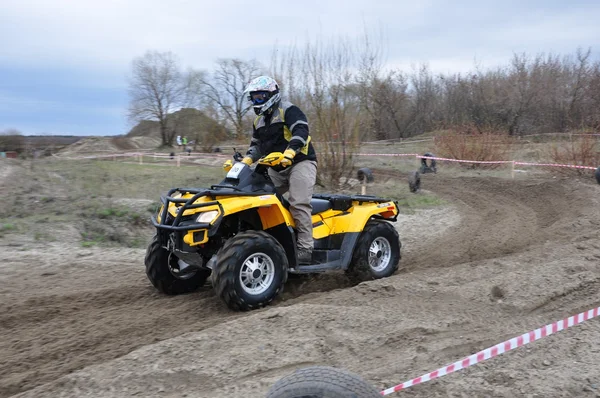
[145,235,210,295]
[213,231,288,311]
[347,219,401,282]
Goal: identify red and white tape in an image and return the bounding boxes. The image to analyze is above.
[357,153,596,170]
[417,155,512,165]
[514,161,597,170]
[356,153,420,157]
[54,151,598,172]
[520,132,600,138]
[380,306,600,395]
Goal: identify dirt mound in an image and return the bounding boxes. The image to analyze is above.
[56,136,161,156]
[2,174,600,397]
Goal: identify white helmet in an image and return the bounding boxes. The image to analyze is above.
[244,76,281,116]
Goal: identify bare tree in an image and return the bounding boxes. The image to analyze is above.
[299,38,364,189]
[566,48,592,128]
[271,32,389,189]
[272,42,599,142]
[586,63,600,128]
[199,58,263,138]
[128,51,198,146]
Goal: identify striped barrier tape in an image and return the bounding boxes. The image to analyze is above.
[415,155,596,170]
[53,153,133,160]
[380,306,600,395]
[52,152,598,172]
[514,161,597,170]
[356,153,420,157]
[417,155,512,165]
[519,132,600,137]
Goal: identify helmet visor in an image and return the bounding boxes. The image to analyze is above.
[249,91,270,106]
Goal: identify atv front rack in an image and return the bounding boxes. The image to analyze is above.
[152,188,224,231]
[152,187,277,232]
[152,188,236,251]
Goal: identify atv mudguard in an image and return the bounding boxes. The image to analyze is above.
[304,196,399,271]
[219,194,299,268]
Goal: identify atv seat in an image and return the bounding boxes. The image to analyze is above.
[277,195,333,215]
[310,198,332,215]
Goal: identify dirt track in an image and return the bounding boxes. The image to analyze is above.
[2,172,600,397]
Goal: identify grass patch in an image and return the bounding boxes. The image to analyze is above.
[34,230,57,242]
[0,223,17,238]
[97,207,129,219]
[1,223,16,231]
[80,206,153,248]
[396,193,447,212]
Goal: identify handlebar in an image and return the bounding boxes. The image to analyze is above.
[232,147,243,162]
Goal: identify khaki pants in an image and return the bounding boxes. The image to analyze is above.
[268,160,317,251]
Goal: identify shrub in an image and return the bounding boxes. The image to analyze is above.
[433,125,514,168]
[546,134,600,175]
[317,140,358,189]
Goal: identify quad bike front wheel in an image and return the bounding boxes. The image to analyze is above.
[145,235,210,295]
[347,219,401,282]
[213,230,288,311]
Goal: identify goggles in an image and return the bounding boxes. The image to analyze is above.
[249,91,270,105]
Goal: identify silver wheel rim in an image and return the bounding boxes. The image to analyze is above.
[368,237,392,272]
[239,252,275,295]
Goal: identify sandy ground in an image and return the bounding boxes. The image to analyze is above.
[2,170,600,397]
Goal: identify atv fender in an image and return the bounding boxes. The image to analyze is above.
[339,232,361,270]
[217,195,295,229]
[218,195,298,268]
[329,201,398,235]
[265,223,298,269]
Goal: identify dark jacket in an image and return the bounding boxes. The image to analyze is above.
[246,101,317,166]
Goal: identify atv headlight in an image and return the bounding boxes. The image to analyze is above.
[196,210,219,224]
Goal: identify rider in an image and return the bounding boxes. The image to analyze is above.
[227,76,317,264]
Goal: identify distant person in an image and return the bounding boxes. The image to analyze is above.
[176,135,182,146]
[182,136,188,151]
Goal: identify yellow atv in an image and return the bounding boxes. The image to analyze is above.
[146,150,401,311]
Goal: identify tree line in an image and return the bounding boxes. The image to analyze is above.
[128,44,599,150]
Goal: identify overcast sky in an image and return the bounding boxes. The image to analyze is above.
[1,0,599,136]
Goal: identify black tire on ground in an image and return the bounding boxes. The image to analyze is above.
[346,219,401,282]
[357,167,375,183]
[595,167,600,184]
[145,235,210,295]
[213,231,288,311]
[408,170,421,193]
[420,152,437,173]
[267,366,381,398]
